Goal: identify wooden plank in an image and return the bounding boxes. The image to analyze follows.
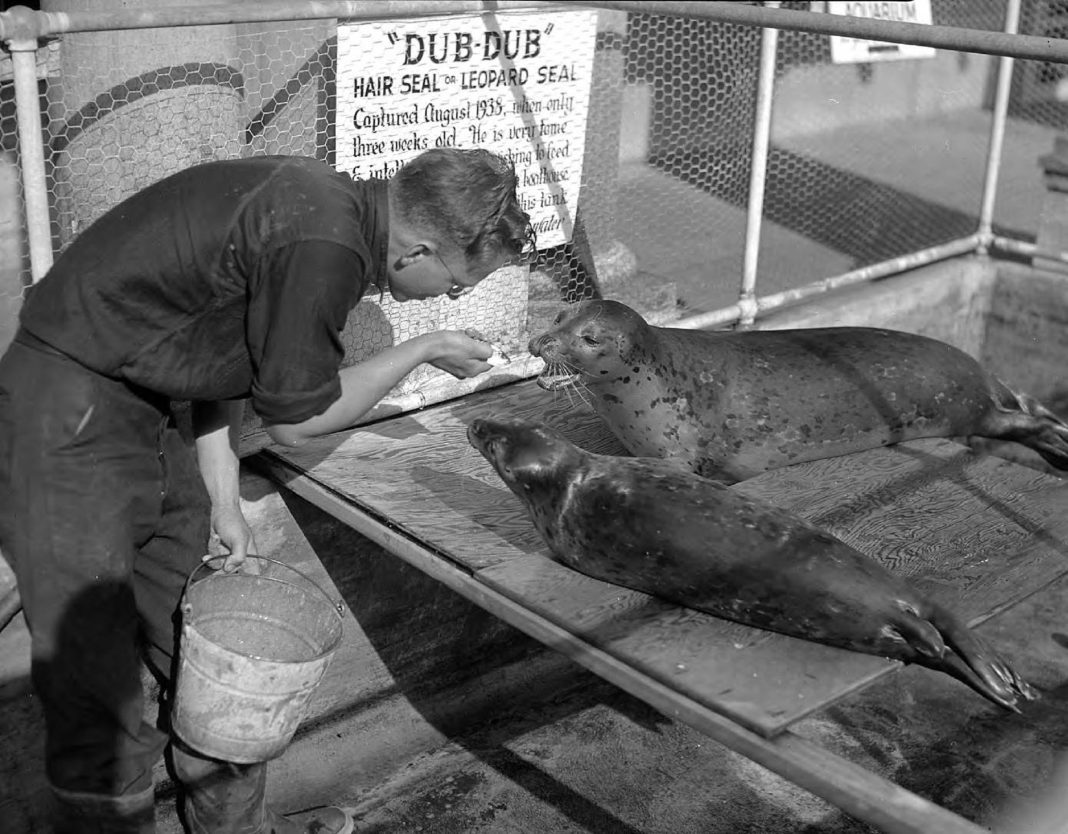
[735,438,1068,625]
[268,385,899,736]
[265,380,1068,737]
[254,453,987,834]
[270,381,626,574]
[477,437,1068,733]
[267,427,903,735]
[475,556,896,733]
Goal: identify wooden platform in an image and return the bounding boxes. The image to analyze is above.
[256,378,1068,834]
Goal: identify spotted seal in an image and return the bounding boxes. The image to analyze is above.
[467,417,1037,711]
[528,299,1068,483]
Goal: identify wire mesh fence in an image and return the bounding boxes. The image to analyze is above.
[1,0,1066,429]
[618,0,1065,316]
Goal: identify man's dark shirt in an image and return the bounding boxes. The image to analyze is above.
[20,155,388,424]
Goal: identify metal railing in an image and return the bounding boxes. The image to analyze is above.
[0,0,1064,381]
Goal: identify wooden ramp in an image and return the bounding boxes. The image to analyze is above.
[256,378,1068,834]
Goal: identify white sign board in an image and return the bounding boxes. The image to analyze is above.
[337,9,598,249]
[821,1,936,64]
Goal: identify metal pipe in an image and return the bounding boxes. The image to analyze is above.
[573,1,1068,64]
[9,39,54,283]
[977,0,1021,244]
[3,0,1067,63]
[674,234,983,331]
[0,1,555,38]
[990,235,1068,265]
[739,1,779,327]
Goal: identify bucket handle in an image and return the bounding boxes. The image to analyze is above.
[182,555,346,620]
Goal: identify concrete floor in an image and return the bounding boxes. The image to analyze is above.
[6,479,1067,834]
[158,567,1068,834]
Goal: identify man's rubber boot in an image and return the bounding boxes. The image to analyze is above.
[51,783,156,834]
[265,806,356,834]
[173,744,267,833]
[172,743,354,833]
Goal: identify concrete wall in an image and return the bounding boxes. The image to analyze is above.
[982,262,1068,404]
[623,16,1000,165]
[755,253,1068,410]
[772,50,997,141]
[754,254,997,357]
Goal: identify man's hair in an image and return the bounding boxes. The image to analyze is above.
[390,148,536,268]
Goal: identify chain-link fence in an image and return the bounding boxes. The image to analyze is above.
[1,0,1065,435]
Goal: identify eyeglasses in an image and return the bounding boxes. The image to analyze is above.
[436,252,474,300]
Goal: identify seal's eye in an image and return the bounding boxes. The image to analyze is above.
[582,334,600,346]
[553,311,567,325]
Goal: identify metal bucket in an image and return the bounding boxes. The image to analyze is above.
[172,556,344,763]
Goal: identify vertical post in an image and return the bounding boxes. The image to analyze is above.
[977,0,1021,247]
[10,38,54,282]
[739,0,779,327]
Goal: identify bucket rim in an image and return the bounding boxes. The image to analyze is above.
[182,555,345,662]
[182,607,343,663]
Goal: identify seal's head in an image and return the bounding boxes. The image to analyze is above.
[467,418,585,494]
[528,299,651,391]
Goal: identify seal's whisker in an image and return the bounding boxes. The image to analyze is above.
[571,378,594,412]
[538,354,592,411]
[541,357,572,406]
[560,366,582,409]
[553,355,579,375]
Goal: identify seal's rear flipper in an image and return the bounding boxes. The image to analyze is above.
[989,381,1068,471]
[922,605,1039,711]
[1023,395,1068,470]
